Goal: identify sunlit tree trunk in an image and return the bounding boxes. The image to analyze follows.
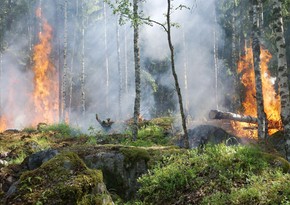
[116,17,122,119]
[132,0,141,141]
[81,0,86,118]
[166,0,189,148]
[252,0,268,140]
[61,0,68,122]
[273,0,290,161]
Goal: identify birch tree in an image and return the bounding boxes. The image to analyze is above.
[81,0,86,118]
[251,0,268,140]
[166,0,189,148]
[61,0,68,121]
[132,0,141,140]
[273,0,290,161]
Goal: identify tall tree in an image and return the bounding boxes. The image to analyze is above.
[61,0,68,121]
[116,17,122,119]
[81,0,86,118]
[273,0,290,161]
[132,0,141,140]
[166,0,189,148]
[103,1,110,112]
[251,0,268,140]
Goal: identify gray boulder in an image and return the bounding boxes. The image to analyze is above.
[24,149,59,170]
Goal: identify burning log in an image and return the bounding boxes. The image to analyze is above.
[96,114,114,128]
[209,109,258,124]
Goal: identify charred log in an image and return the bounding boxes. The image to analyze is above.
[209,109,258,124]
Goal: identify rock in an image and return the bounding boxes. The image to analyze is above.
[5,152,114,205]
[186,125,240,148]
[83,147,149,200]
[24,149,59,170]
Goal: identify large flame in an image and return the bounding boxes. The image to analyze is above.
[32,8,59,125]
[232,45,282,138]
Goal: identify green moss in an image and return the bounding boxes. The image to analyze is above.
[10,152,112,205]
[120,147,150,166]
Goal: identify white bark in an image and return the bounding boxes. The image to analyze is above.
[252,0,268,140]
[81,0,86,117]
[273,0,290,161]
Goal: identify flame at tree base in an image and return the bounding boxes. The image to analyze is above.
[232,45,282,138]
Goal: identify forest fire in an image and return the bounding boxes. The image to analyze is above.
[232,45,282,138]
[32,8,59,125]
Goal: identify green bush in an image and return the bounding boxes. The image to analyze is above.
[40,123,82,138]
[137,144,290,205]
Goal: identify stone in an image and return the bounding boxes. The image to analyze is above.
[24,149,59,170]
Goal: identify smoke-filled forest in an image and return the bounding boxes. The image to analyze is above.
[1,0,290,204]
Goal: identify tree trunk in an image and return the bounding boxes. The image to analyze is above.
[116,17,122,119]
[209,109,258,123]
[132,0,141,141]
[81,0,86,118]
[213,4,219,110]
[166,0,189,148]
[61,0,68,122]
[252,0,268,140]
[273,0,290,161]
[103,2,109,112]
[182,28,189,113]
[124,26,129,94]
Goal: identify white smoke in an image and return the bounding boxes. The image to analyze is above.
[0,0,227,132]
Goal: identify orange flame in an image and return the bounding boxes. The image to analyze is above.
[232,45,282,138]
[0,116,7,131]
[32,8,59,125]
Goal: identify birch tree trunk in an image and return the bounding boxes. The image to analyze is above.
[61,0,68,122]
[213,4,219,110]
[252,0,268,140]
[116,17,122,119]
[273,0,290,161]
[182,28,189,112]
[124,26,129,94]
[166,0,189,148]
[132,0,141,141]
[81,0,86,118]
[68,0,78,117]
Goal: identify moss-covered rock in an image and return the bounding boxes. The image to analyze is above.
[5,152,113,205]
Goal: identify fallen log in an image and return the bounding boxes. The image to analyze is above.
[209,109,258,124]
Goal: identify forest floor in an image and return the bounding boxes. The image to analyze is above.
[0,118,290,204]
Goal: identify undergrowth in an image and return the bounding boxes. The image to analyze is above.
[39,123,82,138]
[135,144,290,205]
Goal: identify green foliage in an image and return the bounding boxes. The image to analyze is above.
[137,144,290,204]
[121,125,170,147]
[40,123,82,138]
